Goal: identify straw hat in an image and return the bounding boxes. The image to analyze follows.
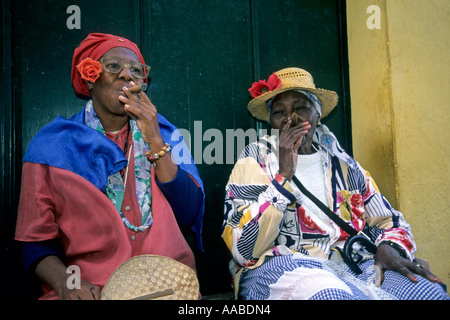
[101,255,199,300]
[247,67,339,122]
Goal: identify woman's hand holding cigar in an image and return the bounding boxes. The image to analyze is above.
[118,81,178,181]
[278,115,311,180]
[119,81,160,145]
[290,112,298,126]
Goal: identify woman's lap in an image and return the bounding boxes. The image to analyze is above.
[238,255,448,300]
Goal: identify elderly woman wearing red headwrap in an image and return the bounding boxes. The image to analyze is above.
[15,33,204,300]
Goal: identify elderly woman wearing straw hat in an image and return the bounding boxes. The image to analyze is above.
[222,67,448,300]
[15,33,204,300]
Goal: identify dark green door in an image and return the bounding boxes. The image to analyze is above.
[1,0,350,298]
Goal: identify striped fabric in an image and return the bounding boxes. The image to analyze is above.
[239,255,448,300]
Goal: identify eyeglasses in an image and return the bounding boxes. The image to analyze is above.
[100,58,151,79]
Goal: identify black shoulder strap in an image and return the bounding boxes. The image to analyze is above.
[265,136,360,238]
[291,175,357,237]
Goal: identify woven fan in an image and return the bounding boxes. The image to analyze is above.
[101,255,199,300]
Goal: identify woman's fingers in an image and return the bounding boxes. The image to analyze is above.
[63,281,101,300]
[408,260,442,283]
[374,243,442,287]
[138,91,152,105]
[281,121,311,148]
[119,85,156,120]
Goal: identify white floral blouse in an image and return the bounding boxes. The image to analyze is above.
[222,124,416,271]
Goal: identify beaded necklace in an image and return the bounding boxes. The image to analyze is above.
[119,122,131,180]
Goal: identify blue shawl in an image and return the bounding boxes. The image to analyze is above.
[23,105,205,250]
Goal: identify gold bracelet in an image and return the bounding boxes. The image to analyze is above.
[146,143,171,163]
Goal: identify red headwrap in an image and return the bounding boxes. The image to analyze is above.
[71,33,148,99]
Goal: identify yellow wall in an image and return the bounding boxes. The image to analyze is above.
[346,0,450,286]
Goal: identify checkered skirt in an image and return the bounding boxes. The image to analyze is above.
[238,255,448,300]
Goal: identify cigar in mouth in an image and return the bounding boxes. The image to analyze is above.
[291,112,298,126]
[129,83,147,93]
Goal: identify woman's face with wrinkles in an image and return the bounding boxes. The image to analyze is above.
[269,90,320,134]
[88,47,145,120]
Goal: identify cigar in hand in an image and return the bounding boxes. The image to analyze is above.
[129,83,147,93]
[291,112,298,126]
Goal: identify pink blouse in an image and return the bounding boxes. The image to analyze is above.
[16,159,196,300]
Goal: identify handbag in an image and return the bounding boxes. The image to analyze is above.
[291,175,377,274]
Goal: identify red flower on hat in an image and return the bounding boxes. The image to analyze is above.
[248,73,281,98]
[76,58,102,82]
